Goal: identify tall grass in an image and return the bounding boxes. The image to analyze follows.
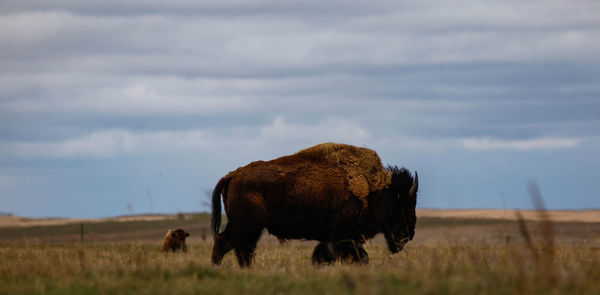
[1,203,598,294]
[0,241,599,295]
[514,182,562,288]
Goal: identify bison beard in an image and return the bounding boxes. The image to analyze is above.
[211,143,418,267]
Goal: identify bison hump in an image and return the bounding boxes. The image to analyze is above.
[285,142,392,198]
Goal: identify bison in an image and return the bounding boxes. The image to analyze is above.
[160,229,190,253]
[210,143,418,267]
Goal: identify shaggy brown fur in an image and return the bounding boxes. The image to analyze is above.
[291,143,392,199]
[160,229,190,253]
[211,143,418,267]
[226,143,391,200]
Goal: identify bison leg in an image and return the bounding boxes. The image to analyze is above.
[335,240,369,264]
[312,242,336,265]
[234,245,255,268]
[353,244,369,264]
[233,229,262,268]
[312,240,369,265]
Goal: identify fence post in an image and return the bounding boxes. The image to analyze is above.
[80,223,84,242]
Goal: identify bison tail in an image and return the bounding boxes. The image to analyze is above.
[211,176,230,236]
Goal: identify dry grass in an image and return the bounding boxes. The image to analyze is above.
[1,242,599,295]
[3,209,598,228]
[417,209,600,223]
[0,213,196,228]
[1,211,599,294]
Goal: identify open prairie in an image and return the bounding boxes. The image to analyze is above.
[1,210,599,294]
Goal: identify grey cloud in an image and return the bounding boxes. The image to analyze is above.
[0,1,390,17]
[1,0,599,216]
[2,67,598,144]
[3,1,599,74]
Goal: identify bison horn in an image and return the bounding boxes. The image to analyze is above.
[408,171,419,198]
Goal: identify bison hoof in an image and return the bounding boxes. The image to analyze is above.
[336,240,369,264]
[311,241,369,265]
[312,242,336,265]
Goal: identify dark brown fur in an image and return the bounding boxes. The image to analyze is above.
[211,143,418,267]
[160,229,190,253]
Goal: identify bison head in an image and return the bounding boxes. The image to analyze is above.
[382,167,418,254]
[171,229,190,240]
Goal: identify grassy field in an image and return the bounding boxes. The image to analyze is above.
[1,213,599,294]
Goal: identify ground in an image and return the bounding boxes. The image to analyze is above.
[1,210,599,294]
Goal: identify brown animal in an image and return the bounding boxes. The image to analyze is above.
[211,143,418,267]
[160,229,190,253]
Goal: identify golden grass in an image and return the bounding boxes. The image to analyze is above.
[1,242,598,295]
[0,214,193,228]
[3,210,599,228]
[417,209,600,223]
[1,209,599,294]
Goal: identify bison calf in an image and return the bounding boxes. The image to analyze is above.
[160,229,190,253]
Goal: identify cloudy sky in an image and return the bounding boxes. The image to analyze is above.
[1,0,599,218]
